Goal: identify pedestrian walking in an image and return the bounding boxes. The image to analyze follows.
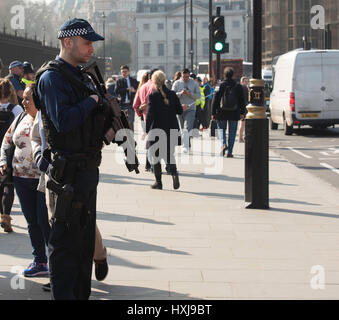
[35,18,106,300]
[238,76,249,143]
[211,67,246,157]
[0,84,50,276]
[203,77,214,129]
[0,78,23,232]
[193,77,206,133]
[115,65,139,131]
[22,62,35,87]
[5,61,25,105]
[146,70,183,190]
[172,69,201,153]
[133,69,157,171]
[173,71,181,82]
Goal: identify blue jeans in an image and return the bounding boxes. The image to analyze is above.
[217,120,238,155]
[13,177,51,264]
[177,108,196,150]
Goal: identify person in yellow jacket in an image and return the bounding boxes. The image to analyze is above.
[193,77,206,134]
[22,62,35,86]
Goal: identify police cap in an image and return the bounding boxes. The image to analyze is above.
[57,18,104,41]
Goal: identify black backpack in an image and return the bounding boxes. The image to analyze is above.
[0,104,16,145]
[220,83,238,111]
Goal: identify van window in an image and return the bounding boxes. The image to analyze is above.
[295,66,321,92]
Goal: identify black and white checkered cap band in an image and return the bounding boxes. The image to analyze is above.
[57,28,90,39]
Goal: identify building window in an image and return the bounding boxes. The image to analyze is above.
[157,23,164,30]
[288,13,293,25]
[158,65,165,71]
[173,22,180,30]
[232,20,240,28]
[288,0,293,11]
[202,40,209,57]
[158,43,165,56]
[144,42,151,57]
[173,42,181,56]
[143,23,150,31]
[202,21,209,29]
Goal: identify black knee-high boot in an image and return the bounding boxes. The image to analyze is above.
[151,162,162,189]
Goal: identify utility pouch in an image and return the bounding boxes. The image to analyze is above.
[48,182,74,222]
[50,155,67,183]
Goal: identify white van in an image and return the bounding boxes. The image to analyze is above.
[269,49,339,135]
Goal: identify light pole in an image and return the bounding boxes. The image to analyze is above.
[102,12,106,79]
[136,27,139,72]
[194,17,198,72]
[184,0,187,69]
[190,0,193,72]
[42,26,46,46]
[244,0,269,209]
[209,0,212,80]
[190,0,194,72]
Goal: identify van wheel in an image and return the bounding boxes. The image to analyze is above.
[269,117,278,130]
[283,119,293,135]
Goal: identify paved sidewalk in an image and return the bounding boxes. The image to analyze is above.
[1,122,339,300]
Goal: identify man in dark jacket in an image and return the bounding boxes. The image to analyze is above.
[211,67,246,157]
[115,65,139,131]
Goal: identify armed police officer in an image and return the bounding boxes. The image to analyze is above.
[35,18,105,300]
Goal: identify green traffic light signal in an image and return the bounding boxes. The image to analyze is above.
[214,42,224,52]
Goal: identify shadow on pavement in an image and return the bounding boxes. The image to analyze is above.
[178,190,317,206]
[179,171,296,186]
[0,271,50,300]
[270,207,339,219]
[106,253,155,270]
[104,236,189,256]
[292,128,339,137]
[296,165,328,171]
[97,211,174,225]
[91,282,197,300]
[269,198,320,206]
[100,173,153,186]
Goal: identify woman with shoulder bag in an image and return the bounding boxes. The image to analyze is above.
[0,83,50,277]
[0,78,23,232]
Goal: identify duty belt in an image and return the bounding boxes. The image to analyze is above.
[53,152,101,171]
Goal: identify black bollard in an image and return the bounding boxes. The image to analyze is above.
[245,80,269,209]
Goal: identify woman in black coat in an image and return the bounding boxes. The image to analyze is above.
[146,70,183,190]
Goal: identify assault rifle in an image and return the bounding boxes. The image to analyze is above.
[82,62,140,174]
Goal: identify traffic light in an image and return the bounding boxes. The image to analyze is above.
[211,15,228,54]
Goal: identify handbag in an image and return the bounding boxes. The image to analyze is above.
[0,112,26,187]
[210,119,217,137]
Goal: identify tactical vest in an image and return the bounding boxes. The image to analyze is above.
[33,60,105,162]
